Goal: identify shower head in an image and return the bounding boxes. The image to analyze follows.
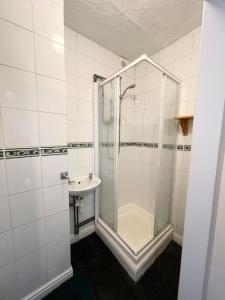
[120,84,136,100]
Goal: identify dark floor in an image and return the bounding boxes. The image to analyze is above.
[45,233,182,300]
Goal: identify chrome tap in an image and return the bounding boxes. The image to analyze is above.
[68,177,75,184]
[89,173,93,181]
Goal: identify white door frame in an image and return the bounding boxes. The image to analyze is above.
[178,0,225,299]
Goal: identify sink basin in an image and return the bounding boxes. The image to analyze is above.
[69,176,101,196]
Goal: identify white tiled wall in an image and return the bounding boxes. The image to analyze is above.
[152,26,201,238]
[64,26,127,238]
[0,1,71,299]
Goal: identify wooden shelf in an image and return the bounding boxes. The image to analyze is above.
[176,115,194,136]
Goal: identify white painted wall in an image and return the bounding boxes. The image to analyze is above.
[205,128,225,300]
[178,0,225,299]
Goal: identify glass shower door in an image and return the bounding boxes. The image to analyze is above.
[99,78,119,231]
[155,75,179,234]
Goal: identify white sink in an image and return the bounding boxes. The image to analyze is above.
[69,175,101,196]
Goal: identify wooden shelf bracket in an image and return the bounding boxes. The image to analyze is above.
[176,115,194,136]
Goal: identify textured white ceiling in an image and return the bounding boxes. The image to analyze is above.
[64,0,203,60]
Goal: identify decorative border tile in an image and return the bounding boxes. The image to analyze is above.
[41,146,68,156]
[68,142,93,149]
[143,143,159,148]
[177,145,184,151]
[103,142,159,148]
[0,142,191,159]
[5,148,40,159]
[177,144,192,151]
[0,149,4,159]
[184,145,191,151]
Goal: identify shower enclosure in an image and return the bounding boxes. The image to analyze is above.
[95,55,180,281]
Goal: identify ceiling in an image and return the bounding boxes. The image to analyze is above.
[64,0,203,60]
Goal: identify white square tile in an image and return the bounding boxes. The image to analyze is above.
[78,148,93,168]
[191,51,200,77]
[0,230,14,267]
[6,157,42,194]
[0,0,32,30]
[2,108,39,148]
[19,271,47,298]
[0,160,8,197]
[0,196,11,233]
[32,0,64,45]
[0,19,34,72]
[2,289,21,300]
[68,149,78,178]
[173,56,192,80]
[174,31,194,61]
[13,219,45,258]
[193,27,201,51]
[39,112,67,146]
[67,98,77,121]
[66,74,77,98]
[77,77,92,101]
[77,53,93,80]
[45,210,70,244]
[64,26,76,50]
[78,122,93,142]
[106,51,120,68]
[65,47,77,75]
[160,45,174,66]
[93,61,107,78]
[43,184,69,217]
[67,120,78,142]
[0,65,37,110]
[0,262,18,298]
[0,115,3,148]
[78,100,93,122]
[46,237,70,279]
[16,247,47,286]
[51,0,64,7]
[37,75,66,114]
[10,190,43,228]
[92,42,106,65]
[41,155,68,187]
[34,34,65,80]
[77,34,92,58]
[78,166,93,177]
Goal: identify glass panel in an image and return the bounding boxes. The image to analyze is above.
[155,76,179,234]
[99,79,117,230]
[116,60,164,254]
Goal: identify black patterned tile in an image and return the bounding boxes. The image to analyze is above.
[0,149,4,159]
[184,145,191,151]
[177,145,184,151]
[5,148,40,159]
[68,142,94,149]
[41,146,68,156]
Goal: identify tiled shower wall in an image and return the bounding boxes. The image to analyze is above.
[0,1,71,299]
[152,26,201,239]
[64,26,127,238]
